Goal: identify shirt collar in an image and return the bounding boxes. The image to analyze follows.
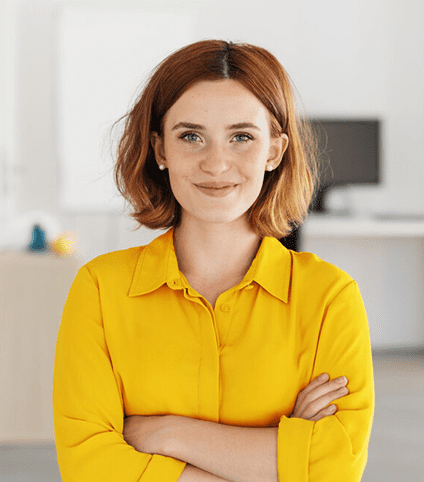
[129,227,291,303]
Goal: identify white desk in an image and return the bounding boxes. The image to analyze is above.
[302,215,424,349]
[303,214,424,238]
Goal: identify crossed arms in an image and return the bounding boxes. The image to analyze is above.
[122,374,350,482]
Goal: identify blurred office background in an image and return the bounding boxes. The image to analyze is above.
[0,0,423,480]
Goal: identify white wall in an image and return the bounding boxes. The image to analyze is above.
[0,0,7,215]
[2,0,423,237]
[0,0,5,146]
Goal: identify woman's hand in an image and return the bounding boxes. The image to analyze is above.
[123,415,170,455]
[290,373,349,421]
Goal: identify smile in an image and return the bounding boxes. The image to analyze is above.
[195,185,238,197]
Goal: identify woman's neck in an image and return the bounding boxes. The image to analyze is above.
[173,218,262,286]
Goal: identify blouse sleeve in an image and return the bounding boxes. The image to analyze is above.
[277,280,375,482]
[53,265,186,482]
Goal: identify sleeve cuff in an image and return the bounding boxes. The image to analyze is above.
[140,454,186,482]
[277,415,314,482]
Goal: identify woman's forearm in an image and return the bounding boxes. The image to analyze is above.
[165,416,279,482]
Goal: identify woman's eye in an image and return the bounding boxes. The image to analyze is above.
[180,132,201,143]
[233,133,253,142]
[179,132,252,143]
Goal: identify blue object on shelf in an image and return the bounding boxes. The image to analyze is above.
[28,224,47,251]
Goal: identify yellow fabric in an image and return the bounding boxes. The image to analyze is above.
[53,227,374,481]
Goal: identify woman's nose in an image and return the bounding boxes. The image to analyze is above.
[199,142,231,175]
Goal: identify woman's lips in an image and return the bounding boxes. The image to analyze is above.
[195,185,238,197]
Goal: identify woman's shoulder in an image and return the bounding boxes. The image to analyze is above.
[289,249,356,298]
[81,245,147,280]
[292,249,352,278]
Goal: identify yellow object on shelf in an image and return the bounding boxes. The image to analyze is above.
[50,232,78,257]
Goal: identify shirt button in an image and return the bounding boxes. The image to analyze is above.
[245,285,254,290]
[220,304,230,313]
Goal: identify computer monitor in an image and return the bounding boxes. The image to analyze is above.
[308,119,380,212]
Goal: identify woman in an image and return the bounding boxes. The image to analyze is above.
[53,40,374,482]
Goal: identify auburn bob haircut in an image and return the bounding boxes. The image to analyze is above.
[114,39,318,238]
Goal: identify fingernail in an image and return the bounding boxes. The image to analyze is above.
[329,404,337,411]
[336,376,347,383]
[319,373,329,380]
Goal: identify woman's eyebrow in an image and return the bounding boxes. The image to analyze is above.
[171,122,261,131]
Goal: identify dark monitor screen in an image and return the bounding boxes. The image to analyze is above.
[308,119,380,211]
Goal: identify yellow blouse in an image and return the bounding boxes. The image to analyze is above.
[53,227,374,482]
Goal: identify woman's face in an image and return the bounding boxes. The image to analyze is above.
[151,79,288,228]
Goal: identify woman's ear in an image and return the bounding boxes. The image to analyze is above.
[150,132,166,165]
[267,134,289,169]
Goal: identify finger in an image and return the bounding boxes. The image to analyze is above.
[296,384,348,419]
[309,404,338,422]
[298,376,348,407]
[298,373,330,398]
[300,386,349,419]
[292,375,349,419]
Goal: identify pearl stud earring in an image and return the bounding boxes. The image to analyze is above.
[266,165,273,171]
[159,163,166,170]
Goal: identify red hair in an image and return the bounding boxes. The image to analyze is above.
[114,39,318,238]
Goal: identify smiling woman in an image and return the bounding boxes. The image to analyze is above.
[53,40,374,482]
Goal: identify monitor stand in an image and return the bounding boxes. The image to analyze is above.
[310,186,353,217]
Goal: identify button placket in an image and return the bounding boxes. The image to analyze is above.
[215,300,234,352]
[197,301,220,422]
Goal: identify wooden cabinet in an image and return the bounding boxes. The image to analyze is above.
[0,250,80,442]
